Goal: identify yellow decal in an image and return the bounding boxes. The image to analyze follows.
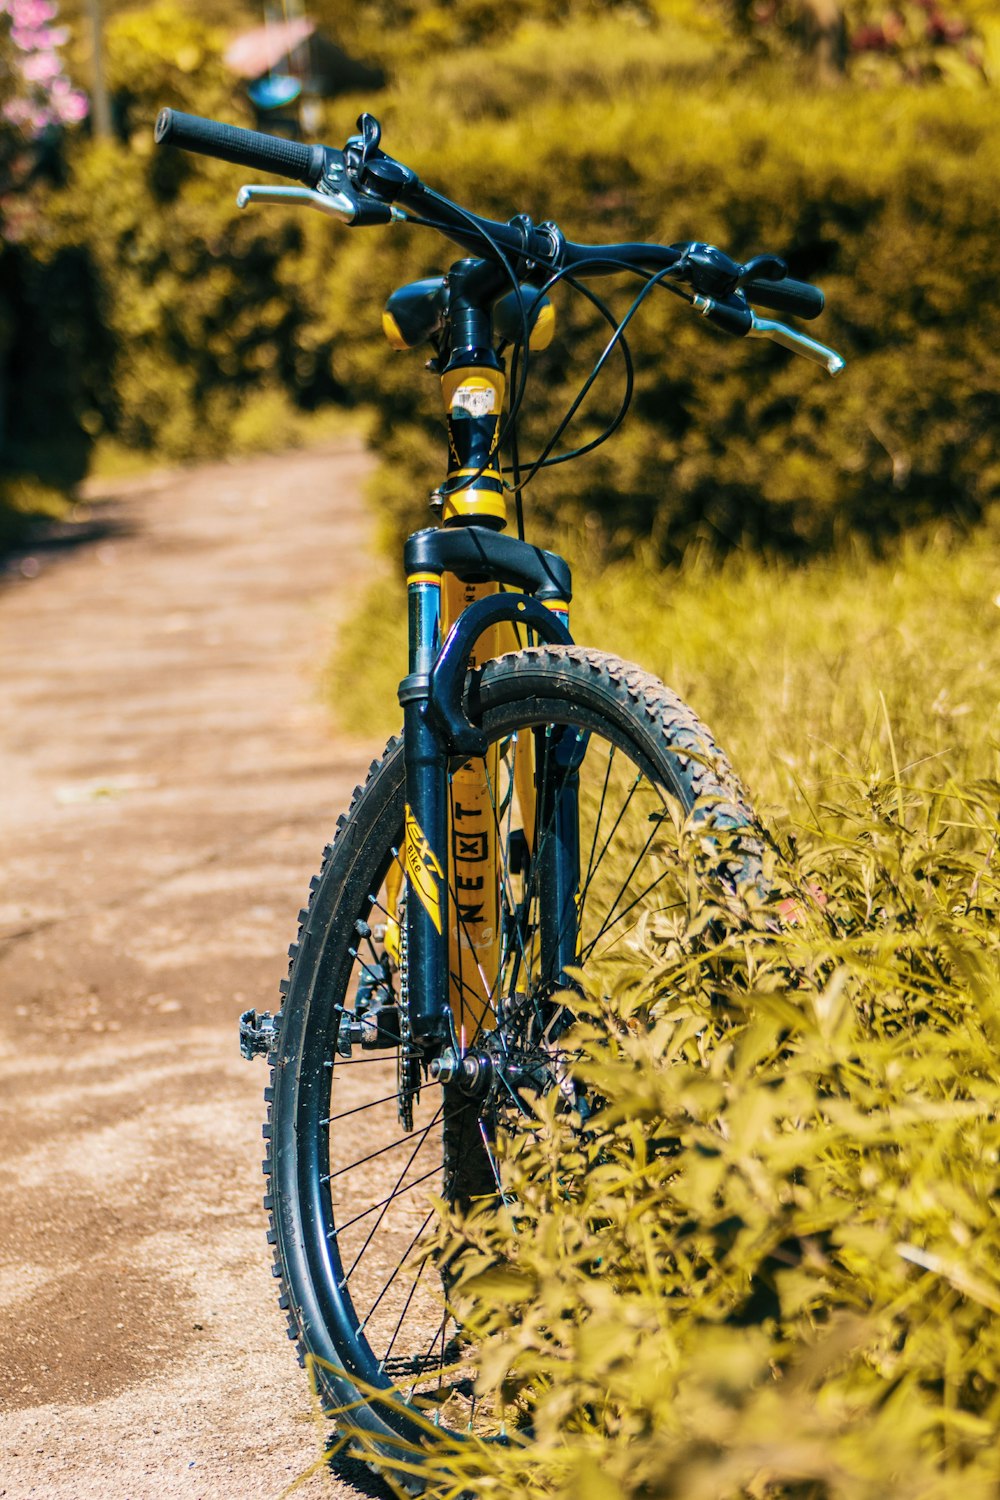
[405,804,444,934]
[440,365,506,412]
[383,852,404,966]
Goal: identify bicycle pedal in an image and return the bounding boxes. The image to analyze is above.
[239,1008,277,1060]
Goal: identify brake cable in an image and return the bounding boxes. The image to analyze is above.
[397,209,706,508]
[503,261,698,491]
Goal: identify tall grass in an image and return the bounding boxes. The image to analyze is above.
[326,515,1000,1495]
[330,509,1000,812]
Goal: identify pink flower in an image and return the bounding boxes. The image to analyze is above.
[2,96,53,133]
[55,88,87,123]
[11,24,63,49]
[2,0,89,142]
[22,49,62,82]
[10,0,56,26]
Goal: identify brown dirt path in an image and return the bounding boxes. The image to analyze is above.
[0,442,394,1500]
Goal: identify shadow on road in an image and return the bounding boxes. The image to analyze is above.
[1,509,134,585]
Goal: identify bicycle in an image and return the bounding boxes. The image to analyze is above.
[154,106,844,1479]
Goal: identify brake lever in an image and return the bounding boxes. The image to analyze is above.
[235,183,404,225]
[237,183,355,219]
[748,313,845,376]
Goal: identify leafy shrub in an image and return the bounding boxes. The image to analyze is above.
[0,0,91,541]
[340,768,1000,1498]
[6,2,998,564]
[7,3,1000,563]
[0,0,355,540]
[316,0,658,66]
[305,12,1000,562]
[719,0,992,84]
[324,491,1000,1496]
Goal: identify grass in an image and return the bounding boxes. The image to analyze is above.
[89,397,373,480]
[327,508,1000,819]
[320,510,1000,1494]
[320,510,1000,1497]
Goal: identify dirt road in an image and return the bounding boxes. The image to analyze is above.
[0,442,393,1499]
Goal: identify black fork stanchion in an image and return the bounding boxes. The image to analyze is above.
[537,725,586,999]
[399,575,452,1048]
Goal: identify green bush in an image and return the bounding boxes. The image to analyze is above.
[51,5,357,460]
[328,505,1000,1491]
[306,12,1000,561]
[324,490,1000,1496]
[6,4,998,561]
[0,1,357,533]
[314,0,658,67]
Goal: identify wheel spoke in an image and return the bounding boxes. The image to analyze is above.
[341,1101,445,1282]
[577,767,643,931]
[320,1085,438,1128]
[579,815,663,958]
[381,1217,436,1368]
[328,1164,441,1239]
[360,1206,437,1338]
[583,742,616,895]
[322,1116,439,1184]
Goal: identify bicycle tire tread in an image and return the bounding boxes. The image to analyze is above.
[262,734,404,1365]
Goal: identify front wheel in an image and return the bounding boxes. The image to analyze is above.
[264,646,759,1469]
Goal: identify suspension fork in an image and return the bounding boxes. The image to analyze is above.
[535,720,586,1000]
[398,562,577,1054]
[440,573,501,1047]
[397,572,507,1052]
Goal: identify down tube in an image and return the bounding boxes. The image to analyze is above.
[441,573,500,1045]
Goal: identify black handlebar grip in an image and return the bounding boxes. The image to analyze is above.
[154,108,326,187]
[743,275,825,321]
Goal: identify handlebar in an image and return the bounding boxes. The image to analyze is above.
[154,107,843,375]
[155,108,327,186]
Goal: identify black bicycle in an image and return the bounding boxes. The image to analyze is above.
[156,106,843,1480]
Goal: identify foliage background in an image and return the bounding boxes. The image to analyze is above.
[3,0,1000,557]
